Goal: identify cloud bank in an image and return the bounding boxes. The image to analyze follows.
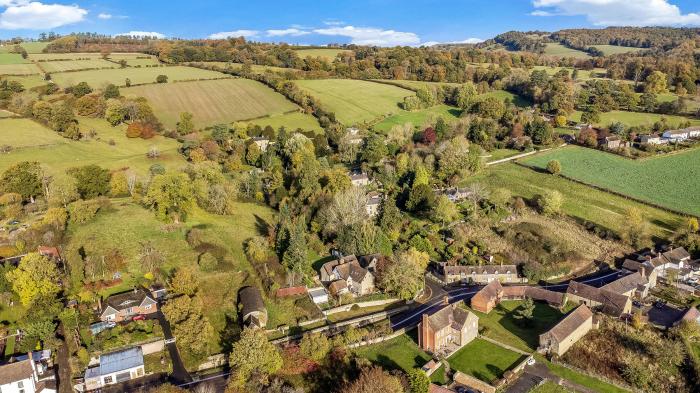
[532,0,700,26]
[0,0,87,29]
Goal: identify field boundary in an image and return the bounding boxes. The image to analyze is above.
[514,160,698,219]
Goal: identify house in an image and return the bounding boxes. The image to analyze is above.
[639,134,664,145]
[418,301,478,355]
[662,126,700,142]
[83,347,145,391]
[238,286,268,329]
[148,284,168,301]
[641,246,691,278]
[539,305,593,356]
[566,281,632,318]
[439,188,471,203]
[349,171,370,186]
[345,127,363,145]
[319,255,375,297]
[99,288,158,322]
[37,246,61,261]
[471,281,566,314]
[470,280,503,314]
[307,287,329,304]
[365,191,382,217]
[437,262,522,285]
[357,253,382,273]
[621,259,658,288]
[601,271,650,299]
[597,135,622,149]
[0,357,56,393]
[251,137,271,152]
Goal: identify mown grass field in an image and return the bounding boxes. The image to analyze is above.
[544,43,590,59]
[353,330,431,372]
[107,53,161,67]
[0,53,30,64]
[448,338,525,383]
[124,78,299,128]
[2,74,47,89]
[38,59,117,73]
[0,117,185,176]
[373,104,461,132]
[465,163,683,238]
[522,145,700,216]
[295,79,414,125]
[0,63,41,75]
[28,52,104,61]
[294,48,351,61]
[377,79,461,90]
[531,381,574,393]
[590,45,645,56]
[50,66,228,88]
[190,62,296,75]
[245,111,323,133]
[569,110,700,127]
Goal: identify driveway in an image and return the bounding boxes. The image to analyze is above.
[149,311,192,384]
[55,324,74,393]
[505,372,543,393]
[646,303,685,328]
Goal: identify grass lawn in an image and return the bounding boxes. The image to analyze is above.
[485,148,522,162]
[294,48,351,61]
[38,59,117,73]
[544,43,590,59]
[295,79,414,125]
[447,338,526,383]
[0,63,41,75]
[4,336,15,356]
[465,163,683,239]
[123,79,299,128]
[245,111,322,133]
[50,66,228,88]
[0,117,185,177]
[522,145,700,216]
[353,329,432,372]
[538,356,630,393]
[480,90,532,107]
[373,104,461,133]
[462,300,567,352]
[568,110,700,128]
[590,45,645,56]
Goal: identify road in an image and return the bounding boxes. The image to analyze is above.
[390,269,625,330]
[150,310,192,384]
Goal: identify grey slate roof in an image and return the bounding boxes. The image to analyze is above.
[0,359,33,385]
[101,288,156,317]
[601,272,647,295]
[442,264,518,276]
[86,347,143,378]
[546,305,592,342]
[239,286,265,318]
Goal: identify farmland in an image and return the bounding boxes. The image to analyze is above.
[38,59,117,73]
[530,66,608,80]
[294,48,351,61]
[0,63,41,75]
[465,163,683,238]
[544,43,590,59]
[373,104,461,132]
[569,110,700,127]
[28,52,104,61]
[522,146,700,216]
[0,41,49,54]
[590,45,645,56]
[2,74,47,89]
[123,78,299,128]
[0,53,30,64]
[0,117,185,176]
[245,111,323,133]
[295,79,414,125]
[50,66,228,88]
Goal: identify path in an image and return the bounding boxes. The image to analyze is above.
[55,324,73,393]
[486,144,567,166]
[149,311,192,384]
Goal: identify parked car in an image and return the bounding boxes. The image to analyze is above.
[132,314,146,321]
[526,357,536,366]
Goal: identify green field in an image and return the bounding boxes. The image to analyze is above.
[107,53,161,67]
[50,66,228,88]
[0,117,185,176]
[294,48,351,61]
[485,148,522,162]
[447,338,525,383]
[530,382,573,393]
[353,330,431,372]
[124,78,299,128]
[590,45,645,56]
[2,74,47,89]
[0,63,41,75]
[373,104,461,132]
[0,53,30,64]
[28,52,104,61]
[191,62,296,75]
[481,89,532,107]
[0,41,48,54]
[245,111,322,133]
[569,110,700,128]
[38,59,117,73]
[544,43,590,59]
[530,66,607,81]
[377,79,461,90]
[295,79,414,125]
[522,146,700,216]
[465,163,683,238]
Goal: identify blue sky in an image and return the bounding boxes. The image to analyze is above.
[1,0,699,45]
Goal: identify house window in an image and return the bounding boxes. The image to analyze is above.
[104,375,113,384]
[17,382,23,388]
[144,305,152,310]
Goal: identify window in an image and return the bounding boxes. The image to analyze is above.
[144,305,152,310]
[17,382,23,388]
[104,375,113,384]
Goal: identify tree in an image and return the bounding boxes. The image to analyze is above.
[640,92,657,113]
[145,173,195,223]
[103,84,120,99]
[456,82,478,109]
[471,97,506,119]
[554,115,567,127]
[536,190,562,216]
[299,332,331,362]
[105,99,128,126]
[341,366,403,393]
[525,117,554,145]
[513,297,535,326]
[229,327,282,386]
[407,369,430,393]
[68,165,111,199]
[6,253,60,306]
[378,249,427,300]
[361,134,388,164]
[282,219,310,282]
[577,126,598,147]
[47,176,79,207]
[1,161,42,202]
[156,74,168,83]
[176,112,195,135]
[71,82,92,98]
[433,195,459,226]
[686,217,699,233]
[171,266,199,296]
[644,71,668,94]
[546,159,561,175]
[620,207,650,249]
[407,184,436,214]
[319,186,367,236]
[580,110,600,125]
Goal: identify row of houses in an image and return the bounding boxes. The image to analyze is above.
[436,262,525,285]
[639,126,700,145]
[0,351,56,393]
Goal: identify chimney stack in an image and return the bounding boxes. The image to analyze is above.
[442,296,449,305]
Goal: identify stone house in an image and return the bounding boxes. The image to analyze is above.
[99,288,158,322]
[597,135,622,149]
[251,137,271,152]
[320,255,375,297]
[470,280,503,314]
[438,262,521,285]
[639,134,663,145]
[349,171,370,186]
[365,191,382,217]
[621,259,659,288]
[239,286,268,329]
[84,347,145,391]
[600,271,649,299]
[418,301,478,355]
[566,281,632,318]
[539,305,593,356]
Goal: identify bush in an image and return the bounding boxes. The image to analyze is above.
[535,190,562,216]
[198,252,218,272]
[156,75,168,83]
[546,159,561,175]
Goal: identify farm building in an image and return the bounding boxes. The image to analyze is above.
[238,286,268,329]
[539,305,593,356]
[566,281,631,318]
[600,271,650,299]
[418,301,478,355]
[84,347,145,390]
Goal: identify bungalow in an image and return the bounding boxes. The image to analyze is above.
[437,262,521,285]
[366,191,382,217]
[418,301,478,355]
[239,286,268,329]
[99,288,158,323]
[320,255,375,296]
[0,357,56,393]
[84,347,145,391]
[539,305,593,356]
[566,281,632,318]
[349,171,370,187]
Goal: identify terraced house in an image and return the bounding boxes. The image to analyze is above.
[437,262,522,285]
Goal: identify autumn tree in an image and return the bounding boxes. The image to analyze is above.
[145,173,195,223]
[229,327,283,386]
[340,366,403,393]
[1,161,42,202]
[378,248,427,300]
[299,332,331,362]
[407,369,430,393]
[546,159,562,175]
[176,112,195,135]
[68,164,111,199]
[536,190,562,216]
[644,71,668,94]
[6,253,60,306]
[170,266,199,296]
[620,208,650,249]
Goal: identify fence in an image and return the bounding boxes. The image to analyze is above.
[323,298,400,316]
[454,371,496,393]
[346,327,407,349]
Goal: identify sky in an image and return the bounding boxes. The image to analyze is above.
[0,0,699,45]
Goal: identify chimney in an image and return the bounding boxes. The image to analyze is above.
[97,296,102,312]
[442,296,449,306]
[133,287,138,294]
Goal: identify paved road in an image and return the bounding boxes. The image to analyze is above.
[150,311,192,384]
[390,269,626,330]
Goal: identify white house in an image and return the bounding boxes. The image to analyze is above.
[0,358,56,393]
[308,287,329,304]
[251,137,272,152]
[350,171,370,187]
[84,347,145,390]
[366,191,382,217]
[639,134,664,145]
[662,127,700,142]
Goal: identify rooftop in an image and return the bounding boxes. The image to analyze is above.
[0,359,34,385]
[544,305,593,342]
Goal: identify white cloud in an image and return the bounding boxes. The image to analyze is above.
[115,31,165,38]
[322,19,345,26]
[208,29,259,39]
[313,25,420,46]
[530,10,555,16]
[266,28,309,37]
[97,12,111,20]
[422,38,484,46]
[532,0,700,26]
[0,1,87,29]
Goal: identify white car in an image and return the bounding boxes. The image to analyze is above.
[526,357,536,366]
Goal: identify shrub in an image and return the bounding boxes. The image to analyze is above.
[198,252,218,272]
[546,159,562,175]
[156,75,168,83]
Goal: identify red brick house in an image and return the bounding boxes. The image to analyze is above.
[99,288,158,322]
[418,301,478,355]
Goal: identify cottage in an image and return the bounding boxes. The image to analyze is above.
[366,191,382,217]
[662,126,700,142]
[642,246,691,278]
[566,281,632,318]
[349,171,370,186]
[438,262,521,285]
[357,254,382,273]
[597,135,622,149]
[251,137,271,152]
[239,286,268,329]
[418,301,478,355]
[319,255,375,296]
[601,271,649,299]
[0,357,56,393]
[99,288,157,322]
[539,305,593,356]
[439,188,471,203]
[84,347,145,391]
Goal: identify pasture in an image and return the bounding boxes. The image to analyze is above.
[49,66,228,88]
[0,63,41,75]
[465,163,683,238]
[447,338,525,383]
[2,75,47,89]
[295,79,414,125]
[544,43,590,59]
[0,117,185,176]
[38,59,117,73]
[568,110,700,127]
[530,66,608,80]
[245,111,323,133]
[28,52,104,61]
[294,48,351,61]
[373,104,461,133]
[108,53,161,67]
[123,78,299,128]
[522,146,700,216]
[0,53,30,65]
[590,45,645,56]
[0,41,48,54]
[377,79,461,90]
